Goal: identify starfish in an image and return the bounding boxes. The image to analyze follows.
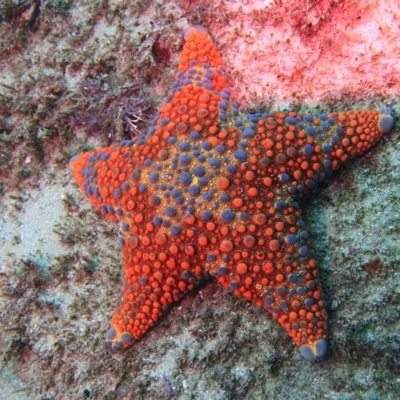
[70,25,395,361]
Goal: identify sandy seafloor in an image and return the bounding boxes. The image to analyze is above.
[1,0,400,399]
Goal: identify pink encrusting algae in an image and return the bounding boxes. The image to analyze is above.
[210,0,400,106]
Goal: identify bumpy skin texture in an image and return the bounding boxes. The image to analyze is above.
[70,26,394,360]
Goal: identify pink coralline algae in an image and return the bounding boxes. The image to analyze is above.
[218,0,400,105]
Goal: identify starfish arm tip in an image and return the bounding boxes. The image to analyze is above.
[105,326,135,353]
[178,24,225,74]
[378,107,396,133]
[299,339,328,361]
[184,25,208,41]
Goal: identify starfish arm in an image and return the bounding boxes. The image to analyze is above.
[222,107,395,201]
[105,239,206,351]
[206,194,328,351]
[69,145,140,226]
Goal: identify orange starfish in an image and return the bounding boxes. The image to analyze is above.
[70,25,395,360]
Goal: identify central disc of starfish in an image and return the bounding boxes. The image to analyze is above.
[70,25,395,361]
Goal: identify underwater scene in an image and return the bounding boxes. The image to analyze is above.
[0,1,399,399]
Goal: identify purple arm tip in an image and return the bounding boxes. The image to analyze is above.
[299,339,328,361]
